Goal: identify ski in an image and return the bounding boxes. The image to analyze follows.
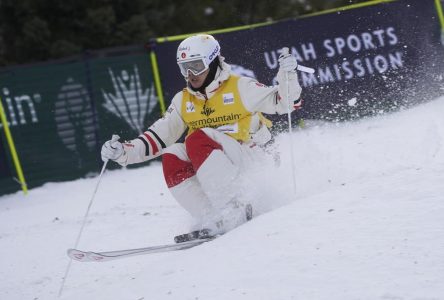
[68,204,252,262]
[67,238,214,262]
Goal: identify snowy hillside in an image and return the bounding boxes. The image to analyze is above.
[1,97,444,300]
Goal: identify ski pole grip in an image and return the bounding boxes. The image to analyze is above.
[281,47,314,74]
[281,47,289,55]
[110,134,120,146]
[297,65,315,74]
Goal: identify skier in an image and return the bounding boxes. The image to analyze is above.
[101,34,302,239]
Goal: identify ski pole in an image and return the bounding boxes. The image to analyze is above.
[282,47,298,195]
[58,134,119,297]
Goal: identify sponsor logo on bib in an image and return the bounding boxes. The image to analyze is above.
[186,101,195,113]
[223,93,234,105]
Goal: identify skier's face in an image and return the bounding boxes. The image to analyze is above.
[187,68,210,89]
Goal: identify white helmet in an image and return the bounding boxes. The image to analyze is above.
[176,34,220,77]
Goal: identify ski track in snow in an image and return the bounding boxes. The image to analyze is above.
[1,97,444,300]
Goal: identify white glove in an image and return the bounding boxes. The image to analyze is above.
[276,47,302,112]
[278,47,298,72]
[101,134,123,162]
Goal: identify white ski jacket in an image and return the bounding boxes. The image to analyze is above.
[115,60,302,166]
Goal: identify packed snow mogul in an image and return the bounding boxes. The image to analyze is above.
[101,34,302,239]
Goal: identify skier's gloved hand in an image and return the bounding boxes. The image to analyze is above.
[276,47,302,112]
[278,47,298,72]
[101,135,124,162]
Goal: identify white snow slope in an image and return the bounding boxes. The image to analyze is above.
[1,97,444,300]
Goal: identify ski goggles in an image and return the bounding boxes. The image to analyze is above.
[178,58,209,77]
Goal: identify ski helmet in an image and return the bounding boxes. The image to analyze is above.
[176,34,220,77]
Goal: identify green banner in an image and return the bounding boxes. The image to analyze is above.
[90,53,161,142]
[0,48,160,196]
[0,135,11,179]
